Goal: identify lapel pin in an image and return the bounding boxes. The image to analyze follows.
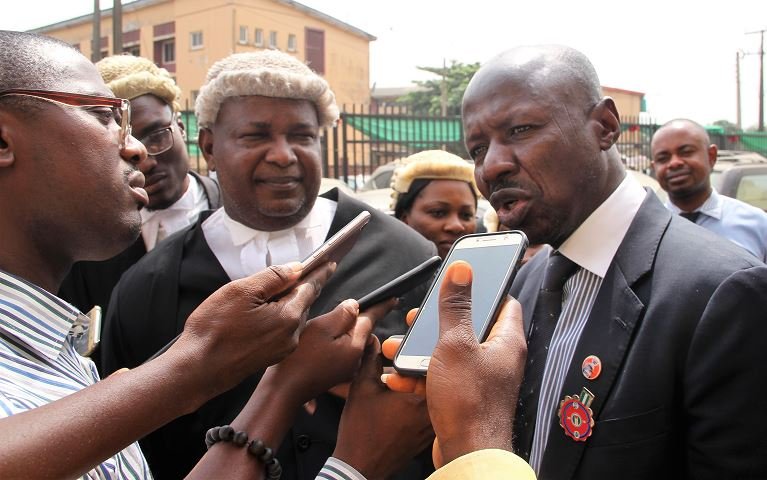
[558,387,595,442]
[581,355,602,380]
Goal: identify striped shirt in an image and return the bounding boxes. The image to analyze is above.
[528,174,646,473]
[0,269,151,480]
[316,457,366,480]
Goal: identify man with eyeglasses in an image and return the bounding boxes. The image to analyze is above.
[59,55,221,347]
[0,30,393,479]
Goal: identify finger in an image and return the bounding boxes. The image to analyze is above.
[381,335,403,361]
[406,308,418,326]
[437,261,476,340]
[381,372,424,394]
[352,335,383,386]
[314,299,359,337]
[239,262,304,303]
[358,297,397,330]
[484,296,525,346]
[282,262,336,311]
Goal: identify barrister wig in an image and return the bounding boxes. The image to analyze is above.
[96,55,182,112]
[194,50,339,129]
[390,150,481,218]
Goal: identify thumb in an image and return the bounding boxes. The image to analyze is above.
[352,335,383,386]
[437,261,476,341]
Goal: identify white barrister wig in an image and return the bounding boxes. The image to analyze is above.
[194,50,339,128]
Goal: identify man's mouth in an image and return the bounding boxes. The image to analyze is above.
[489,187,531,227]
[128,171,149,207]
[257,176,302,190]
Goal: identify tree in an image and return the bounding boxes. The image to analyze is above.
[398,61,481,116]
[712,119,741,134]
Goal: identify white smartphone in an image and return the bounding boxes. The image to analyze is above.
[393,231,528,376]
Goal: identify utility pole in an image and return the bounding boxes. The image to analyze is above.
[91,0,101,62]
[440,58,447,116]
[736,51,743,129]
[113,0,122,56]
[747,29,765,131]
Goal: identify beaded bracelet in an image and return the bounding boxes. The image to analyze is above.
[205,425,282,480]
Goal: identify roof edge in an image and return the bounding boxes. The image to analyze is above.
[274,0,376,41]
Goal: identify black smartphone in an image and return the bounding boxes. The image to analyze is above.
[393,231,528,376]
[144,211,372,364]
[357,256,442,311]
[301,210,371,276]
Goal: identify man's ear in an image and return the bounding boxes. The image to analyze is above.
[592,97,621,150]
[708,143,718,169]
[0,118,17,168]
[175,114,187,140]
[198,127,215,172]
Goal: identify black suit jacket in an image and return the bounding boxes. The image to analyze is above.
[59,170,221,316]
[510,191,767,479]
[101,189,437,480]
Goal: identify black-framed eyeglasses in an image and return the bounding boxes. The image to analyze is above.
[0,88,132,149]
[138,121,175,156]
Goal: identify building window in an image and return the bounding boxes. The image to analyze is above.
[162,40,175,63]
[239,26,248,44]
[287,34,297,52]
[190,31,203,49]
[269,31,277,49]
[123,44,140,56]
[254,28,264,47]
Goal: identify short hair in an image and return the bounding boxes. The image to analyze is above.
[390,150,480,218]
[475,45,603,116]
[195,50,339,129]
[0,31,81,114]
[96,55,182,112]
[656,118,711,144]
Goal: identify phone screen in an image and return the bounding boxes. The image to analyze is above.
[395,232,526,372]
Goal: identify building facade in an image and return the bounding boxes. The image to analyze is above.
[32,0,375,108]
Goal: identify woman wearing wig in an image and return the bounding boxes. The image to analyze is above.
[391,150,479,259]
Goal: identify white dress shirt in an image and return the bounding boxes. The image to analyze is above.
[202,197,337,280]
[529,173,646,473]
[140,174,208,251]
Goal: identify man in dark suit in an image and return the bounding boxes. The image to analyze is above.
[59,55,221,333]
[101,49,436,480]
[462,45,767,479]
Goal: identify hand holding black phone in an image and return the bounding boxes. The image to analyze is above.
[356,256,442,311]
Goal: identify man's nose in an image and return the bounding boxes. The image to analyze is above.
[479,143,519,186]
[121,134,149,169]
[265,137,297,167]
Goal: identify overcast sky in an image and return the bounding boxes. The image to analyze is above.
[2,0,766,128]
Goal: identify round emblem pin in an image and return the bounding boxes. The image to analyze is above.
[581,355,602,380]
[558,388,595,442]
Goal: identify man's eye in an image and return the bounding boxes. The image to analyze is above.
[470,145,487,160]
[510,125,531,135]
[87,107,116,124]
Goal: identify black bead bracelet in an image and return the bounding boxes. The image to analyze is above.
[205,425,282,479]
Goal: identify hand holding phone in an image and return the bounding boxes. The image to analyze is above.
[393,231,528,376]
[145,213,371,364]
[357,256,442,311]
[301,211,371,276]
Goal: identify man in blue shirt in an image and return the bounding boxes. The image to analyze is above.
[651,118,767,261]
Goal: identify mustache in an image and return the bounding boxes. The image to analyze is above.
[488,178,526,193]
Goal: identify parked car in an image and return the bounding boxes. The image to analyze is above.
[319,177,356,196]
[711,150,767,211]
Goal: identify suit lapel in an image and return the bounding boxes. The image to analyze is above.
[538,192,672,479]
